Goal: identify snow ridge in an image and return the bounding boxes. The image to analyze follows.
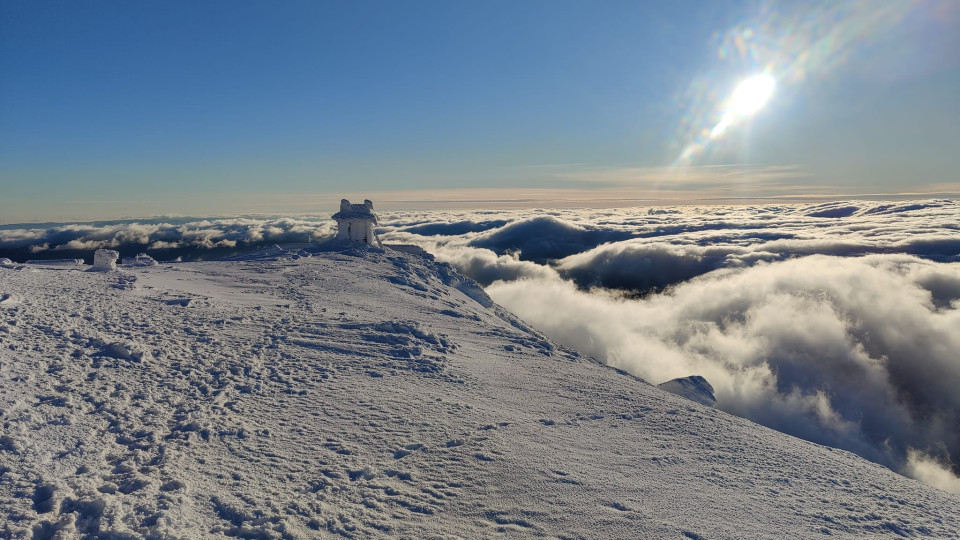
[0,244,957,538]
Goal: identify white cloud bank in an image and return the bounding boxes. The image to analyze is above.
[486,256,960,488]
[378,199,960,491]
[0,217,337,260]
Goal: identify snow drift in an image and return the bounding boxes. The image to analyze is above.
[2,243,958,538]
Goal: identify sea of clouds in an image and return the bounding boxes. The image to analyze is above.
[2,199,958,492]
[376,199,960,493]
[0,216,336,263]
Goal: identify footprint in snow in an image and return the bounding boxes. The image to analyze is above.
[605,501,631,512]
[551,470,582,485]
[394,443,424,459]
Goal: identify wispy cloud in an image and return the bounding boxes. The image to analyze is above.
[546,163,811,188]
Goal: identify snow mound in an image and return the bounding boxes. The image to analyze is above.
[657,375,717,407]
[121,253,158,266]
[92,341,152,363]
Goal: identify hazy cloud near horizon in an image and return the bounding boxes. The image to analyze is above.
[2,198,959,493]
[0,217,336,260]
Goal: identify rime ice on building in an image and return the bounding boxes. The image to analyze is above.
[92,249,120,271]
[332,199,382,247]
[122,253,158,267]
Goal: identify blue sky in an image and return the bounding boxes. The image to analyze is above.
[2,0,959,222]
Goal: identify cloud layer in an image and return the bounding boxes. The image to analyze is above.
[0,217,336,262]
[381,199,959,290]
[487,256,960,482]
[375,199,960,491]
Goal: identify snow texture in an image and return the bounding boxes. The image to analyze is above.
[1,243,958,538]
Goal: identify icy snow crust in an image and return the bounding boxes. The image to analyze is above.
[657,376,717,408]
[0,245,958,539]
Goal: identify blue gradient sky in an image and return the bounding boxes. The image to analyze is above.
[2,0,959,222]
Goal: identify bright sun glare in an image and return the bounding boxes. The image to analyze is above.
[730,74,776,116]
[705,73,777,140]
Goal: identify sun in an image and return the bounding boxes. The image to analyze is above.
[729,74,776,116]
[679,72,778,160]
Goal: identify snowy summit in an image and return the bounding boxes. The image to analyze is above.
[0,242,958,538]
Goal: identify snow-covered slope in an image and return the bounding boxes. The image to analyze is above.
[657,376,717,408]
[1,244,958,539]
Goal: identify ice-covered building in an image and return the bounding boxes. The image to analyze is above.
[92,249,120,271]
[332,199,381,247]
[122,253,159,267]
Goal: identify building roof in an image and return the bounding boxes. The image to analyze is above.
[332,199,378,223]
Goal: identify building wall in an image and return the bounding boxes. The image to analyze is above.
[336,219,378,245]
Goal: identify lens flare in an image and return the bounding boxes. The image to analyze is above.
[730,74,776,116]
[709,73,776,138]
[673,0,917,167]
